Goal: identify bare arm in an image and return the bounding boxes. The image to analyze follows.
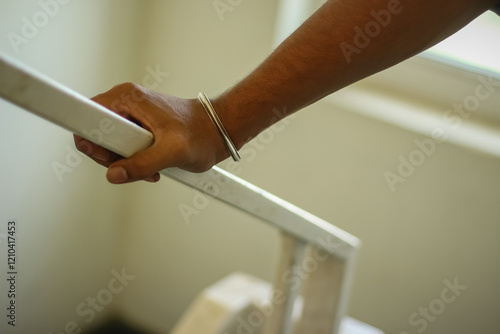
[75,0,499,183]
[214,0,499,147]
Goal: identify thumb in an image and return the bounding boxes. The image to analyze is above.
[106,148,163,184]
[106,165,131,184]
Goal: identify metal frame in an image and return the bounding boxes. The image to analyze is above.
[0,52,361,334]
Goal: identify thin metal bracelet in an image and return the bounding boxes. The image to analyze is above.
[198,92,241,162]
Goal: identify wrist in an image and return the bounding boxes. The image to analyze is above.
[211,94,248,151]
[187,97,230,167]
[197,93,240,162]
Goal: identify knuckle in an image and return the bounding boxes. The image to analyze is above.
[75,141,93,155]
[113,82,142,92]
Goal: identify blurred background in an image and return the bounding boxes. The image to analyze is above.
[1,1,499,333]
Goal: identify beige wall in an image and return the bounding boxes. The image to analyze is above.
[1,1,499,334]
[120,2,500,334]
[0,0,143,333]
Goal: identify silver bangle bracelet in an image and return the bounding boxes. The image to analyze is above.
[198,92,241,162]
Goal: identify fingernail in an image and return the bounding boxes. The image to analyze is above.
[93,150,110,162]
[145,174,160,183]
[107,166,128,183]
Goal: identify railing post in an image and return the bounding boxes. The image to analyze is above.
[263,232,306,334]
[293,248,346,334]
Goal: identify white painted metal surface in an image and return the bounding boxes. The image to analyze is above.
[0,54,153,158]
[0,52,362,334]
[171,272,383,334]
[0,52,360,258]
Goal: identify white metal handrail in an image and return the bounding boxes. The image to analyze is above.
[0,52,361,334]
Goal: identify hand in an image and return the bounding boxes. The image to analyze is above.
[74,83,227,184]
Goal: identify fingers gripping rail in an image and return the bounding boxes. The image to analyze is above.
[0,53,361,334]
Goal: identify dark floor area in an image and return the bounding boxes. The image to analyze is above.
[84,318,151,334]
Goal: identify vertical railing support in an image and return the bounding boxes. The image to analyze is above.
[263,233,306,334]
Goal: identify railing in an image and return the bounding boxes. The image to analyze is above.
[0,53,361,334]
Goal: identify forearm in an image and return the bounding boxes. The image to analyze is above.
[214,0,498,148]
[77,0,498,183]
